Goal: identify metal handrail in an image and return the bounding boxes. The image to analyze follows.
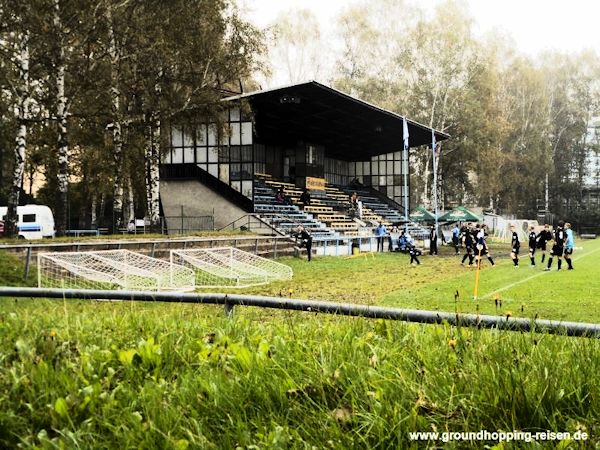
[0,287,598,338]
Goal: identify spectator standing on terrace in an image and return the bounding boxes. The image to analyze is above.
[375,221,387,252]
[451,223,461,255]
[356,196,363,219]
[429,225,438,256]
[564,222,575,270]
[348,191,359,218]
[299,188,311,206]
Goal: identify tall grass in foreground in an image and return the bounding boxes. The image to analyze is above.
[0,299,598,449]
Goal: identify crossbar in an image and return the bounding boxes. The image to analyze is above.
[1,287,599,338]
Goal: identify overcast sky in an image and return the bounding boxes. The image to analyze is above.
[241,0,600,57]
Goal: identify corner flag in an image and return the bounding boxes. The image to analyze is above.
[432,128,439,237]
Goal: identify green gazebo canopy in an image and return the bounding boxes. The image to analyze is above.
[438,206,481,222]
[409,206,436,222]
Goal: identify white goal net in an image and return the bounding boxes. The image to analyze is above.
[38,250,196,292]
[170,247,293,288]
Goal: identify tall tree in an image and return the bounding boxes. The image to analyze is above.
[0,1,34,237]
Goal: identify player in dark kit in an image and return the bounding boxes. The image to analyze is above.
[409,244,422,265]
[528,225,537,266]
[544,221,565,271]
[461,223,475,266]
[536,224,552,264]
[510,224,520,267]
[294,225,313,262]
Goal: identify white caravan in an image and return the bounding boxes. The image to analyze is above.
[0,205,56,239]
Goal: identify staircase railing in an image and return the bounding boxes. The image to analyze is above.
[218,213,286,236]
[161,164,253,212]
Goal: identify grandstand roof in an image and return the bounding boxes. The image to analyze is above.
[223,81,449,161]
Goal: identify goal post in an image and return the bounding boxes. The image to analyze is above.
[171,247,293,288]
[38,250,195,292]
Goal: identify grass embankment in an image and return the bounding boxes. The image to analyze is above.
[1,240,599,448]
[1,298,599,449]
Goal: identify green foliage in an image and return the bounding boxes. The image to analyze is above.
[0,297,599,448]
[333,0,600,216]
[0,239,599,447]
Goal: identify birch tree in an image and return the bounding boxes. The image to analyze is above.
[0,2,32,237]
[51,0,69,235]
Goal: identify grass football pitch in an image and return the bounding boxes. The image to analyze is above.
[222,237,600,323]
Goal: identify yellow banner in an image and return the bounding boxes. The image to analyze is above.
[306,177,326,191]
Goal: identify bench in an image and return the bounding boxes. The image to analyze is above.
[303,205,333,214]
[314,214,348,222]
[331,222,358,230]
[581,234,597,239]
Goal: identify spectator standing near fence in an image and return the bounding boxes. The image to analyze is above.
[127,220,136,234]
[564,222,575,270]
[375,221,387,252]
[429,225,438,256]
[452,223,461,255]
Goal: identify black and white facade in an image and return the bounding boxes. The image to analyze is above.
[161,81,448,228]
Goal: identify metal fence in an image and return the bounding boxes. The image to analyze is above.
[0,235,295,280]
[163,215,214,234]
[1,287,599,338]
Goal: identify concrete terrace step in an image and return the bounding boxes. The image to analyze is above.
[303,205,334,214]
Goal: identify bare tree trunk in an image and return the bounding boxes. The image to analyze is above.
[5,31,30,238]
[54,0,69,236]
[127,176,135,223]
[107,6,124,233]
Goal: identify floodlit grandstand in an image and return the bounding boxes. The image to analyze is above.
[38,250,196,291]
[171,247,293,288]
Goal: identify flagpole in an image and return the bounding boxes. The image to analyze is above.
[432,129,439,240]
[403,117,410,232]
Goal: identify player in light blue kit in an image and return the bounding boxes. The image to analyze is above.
[564,222,575,270]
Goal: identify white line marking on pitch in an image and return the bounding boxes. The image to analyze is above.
[480,245,600,300]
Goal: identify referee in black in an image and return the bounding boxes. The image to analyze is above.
[537,224,552,264]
